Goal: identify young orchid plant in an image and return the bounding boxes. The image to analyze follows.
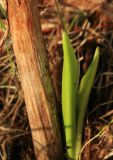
[62,31,99,160]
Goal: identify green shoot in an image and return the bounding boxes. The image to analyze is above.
[62,31,99,160]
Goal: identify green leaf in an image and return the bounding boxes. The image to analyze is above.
[75,47,100,160]
[62,31,79,159]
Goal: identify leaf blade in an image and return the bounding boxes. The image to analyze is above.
[75,47,100,160]
[62,31,79,159]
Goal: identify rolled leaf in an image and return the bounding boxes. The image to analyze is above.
[62,32,79,159]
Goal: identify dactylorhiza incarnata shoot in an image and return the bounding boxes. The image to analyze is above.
[62,31,99,160]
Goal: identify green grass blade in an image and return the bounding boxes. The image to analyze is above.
[75,47,100,160]
[0,19,6,31]
[69,11,86,31]
[0,4,6,31]
[0,4,6,18]
[62,31,79,159]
